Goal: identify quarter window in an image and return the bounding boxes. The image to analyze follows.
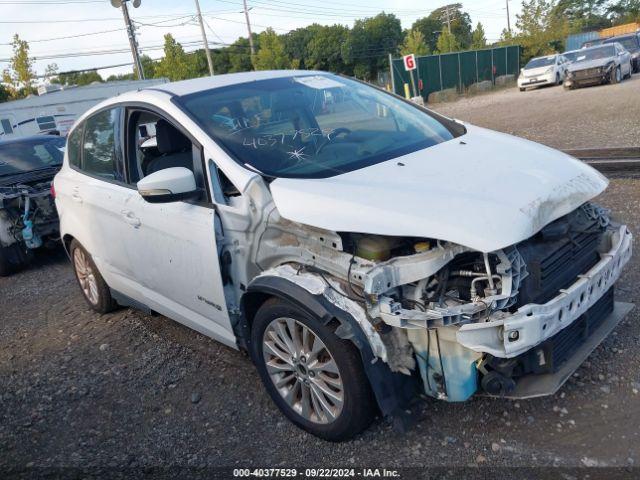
[67,125,83,168]
[82,109,118,179]
[36,116,57,131]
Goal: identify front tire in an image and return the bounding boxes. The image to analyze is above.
[611,66,621,84]
[69,240,117,313]
[250,297,376,441]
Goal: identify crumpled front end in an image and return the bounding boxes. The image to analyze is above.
[0,181,58,251]
[357,203,632,401]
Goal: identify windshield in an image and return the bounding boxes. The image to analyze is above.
[178,74,459,179]
[564,51,584,62]
[0,136,65,177]
[604,36,639,52]
[573,45,616,62]
[525,56,555,69]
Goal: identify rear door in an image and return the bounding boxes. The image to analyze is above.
[74,107,142,296]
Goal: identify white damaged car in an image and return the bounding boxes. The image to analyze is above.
[53,71,633,440]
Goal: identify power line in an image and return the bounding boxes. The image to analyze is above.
[0,28,126,46]
[0,0,102,3]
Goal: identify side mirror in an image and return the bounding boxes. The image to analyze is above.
[137,167,202,203]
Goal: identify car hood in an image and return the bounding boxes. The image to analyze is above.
[568,58,614,72]
[269,125,608,252]
[522,66,553,77]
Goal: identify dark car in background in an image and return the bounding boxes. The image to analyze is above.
[0,135,65,275]
[604,33,640,72]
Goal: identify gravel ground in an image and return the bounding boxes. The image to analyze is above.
[2,82,640,474]
[432,74,640,150]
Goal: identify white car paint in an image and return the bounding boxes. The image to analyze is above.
[517,54,568,90]
[53,71,631,416]
[270,124,607,252]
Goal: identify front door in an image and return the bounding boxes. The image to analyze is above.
[122,109,235,348]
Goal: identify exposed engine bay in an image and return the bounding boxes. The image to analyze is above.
[248,200,632,403]
[0,174,59,270]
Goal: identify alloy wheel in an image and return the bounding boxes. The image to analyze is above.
[73,248,99,305]
[262,317,344,424]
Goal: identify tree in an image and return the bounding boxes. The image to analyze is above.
[210,48,231,75]
[306,25,350,72]
[401,29,430,56]
[155,34,194,81]
[435,30,460,53]
[343,13,403,81]
[228,36,256,72]
[252,28,291,70]
[552,0,610,31]
[283,24,323,69]
[515,0,570,61]
[0,84,9,103]
[138,54,156,79]
[411,17,442,53]
[607,0,640,25]
[429,4,472,49]
[44,63,58,84]
[106,73,135,81]
[3,34,35,98]
[470,23,487,50]
[53,70,103,86]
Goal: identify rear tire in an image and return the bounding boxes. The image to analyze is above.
[519,87,525,92]
[250,297,376,441]
[69,240,117,314]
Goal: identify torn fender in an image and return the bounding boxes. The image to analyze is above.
[241,265,417,417]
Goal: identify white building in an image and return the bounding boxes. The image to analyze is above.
[0,79,168,139]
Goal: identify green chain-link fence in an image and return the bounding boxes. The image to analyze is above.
[391,45,521,102]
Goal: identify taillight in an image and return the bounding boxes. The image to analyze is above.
[50,182,56,199]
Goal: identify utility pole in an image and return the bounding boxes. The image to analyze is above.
[505,0,512,35]
[194,0,214,75]
[111,0,145,79]
[442,5,452,33]
[242,0,255,56]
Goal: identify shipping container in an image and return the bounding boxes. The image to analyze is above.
[599,22,640,38]
[565,31,600,51]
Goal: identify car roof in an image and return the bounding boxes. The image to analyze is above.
[145,69,325,97]
[581,43,615,52]
[604,33,638,41]
[0,135,65,146]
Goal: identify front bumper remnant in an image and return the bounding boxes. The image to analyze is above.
[457,225,632,358]
[484,301,633,399]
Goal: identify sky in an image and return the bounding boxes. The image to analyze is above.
[0,0,521,80]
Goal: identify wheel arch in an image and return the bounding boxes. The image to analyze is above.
[239,272,418,419]
[62,233,75,257]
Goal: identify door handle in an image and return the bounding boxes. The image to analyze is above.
[121,209,141,228]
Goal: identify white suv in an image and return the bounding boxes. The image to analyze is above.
[54,71,632,440]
